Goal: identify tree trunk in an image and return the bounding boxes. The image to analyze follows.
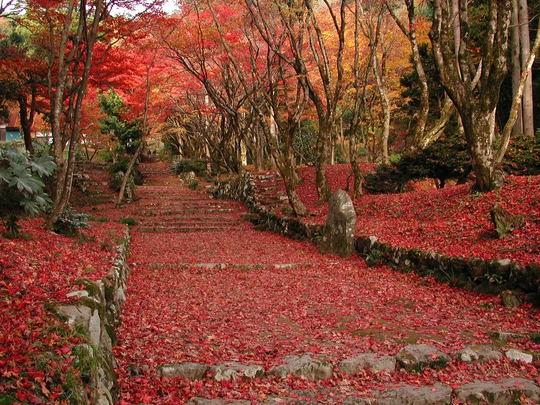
[462,111,497,192]
[518,0,534,137]
[315,121,331,200]
[18,94,34,155]
[511,0,523,136]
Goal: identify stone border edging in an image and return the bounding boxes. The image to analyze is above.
[212,173,540,305]
[51,227,131,404]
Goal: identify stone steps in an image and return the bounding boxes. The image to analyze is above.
[155,348,540,404]
[138,220,242,228]
[138,225,237,233]
[145,262,310,270]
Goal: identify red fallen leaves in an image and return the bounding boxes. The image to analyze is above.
[0,218,123,403]
[292,165,540,265]
[114,169,540,403]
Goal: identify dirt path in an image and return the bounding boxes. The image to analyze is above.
[114,162,540,404]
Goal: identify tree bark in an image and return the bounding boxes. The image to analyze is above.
[511,0,523,136]
[518,0,534,137]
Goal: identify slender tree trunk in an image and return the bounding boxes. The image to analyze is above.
[518,0,534,137]
[18,94,34,155]
[373,54,390,164]
[511,0,524,136]
[315,121,331,200]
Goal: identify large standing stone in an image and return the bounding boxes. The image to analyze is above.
[157,363,209,380]
[396,344,450,371]
[320,189,357,257]
[339,353,396,374]
[269,354,333,381]
[212,362,264,381]
[377,383,452,405]
[454,378,540,404]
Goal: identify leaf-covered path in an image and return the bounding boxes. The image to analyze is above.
[115,163,540,403]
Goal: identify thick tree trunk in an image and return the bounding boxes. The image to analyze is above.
[518,0,534,137]
[511,0,523,136]
[462,112,498,192]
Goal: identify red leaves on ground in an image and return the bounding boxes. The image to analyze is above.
[112,164,540,403]
[0,219,123,402]
[294,165,540,265]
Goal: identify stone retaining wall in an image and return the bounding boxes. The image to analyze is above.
[212,174,540,305]
[52,228,131,404]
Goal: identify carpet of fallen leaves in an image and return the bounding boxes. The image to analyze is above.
[0,218,123,403]
[291,165,540,265]
[114,164,540,403]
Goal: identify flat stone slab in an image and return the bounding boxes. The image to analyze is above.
[454,378,540,404]
[339,353,396,374]
[212,362,265,381]
[157,362,209,380]
[269,354,333,381]
[489,330,527,341]
[505,349,533,364]
[377,383,452,405]
[456,345,502,363]
[396,344,450,371]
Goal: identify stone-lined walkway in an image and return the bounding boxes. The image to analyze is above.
[114,163,540,404]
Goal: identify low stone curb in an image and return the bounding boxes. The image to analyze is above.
[212,174,540,305]
[189,377,540,404]
[51,227,131,404]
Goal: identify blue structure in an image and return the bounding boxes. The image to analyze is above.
[6,128,22,142]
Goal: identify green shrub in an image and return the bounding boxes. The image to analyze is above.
[171,159,206,176]
[188,180,199,190]
[365,131,471,193]
[120,217,138,226]
[52,207,89,236]
[0,147,55,237]
[503,133,540,175]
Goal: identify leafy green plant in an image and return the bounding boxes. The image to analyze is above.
[120,217,138,226]
[52,207,89,236]
[188,180,199,190]
[171,159,206,176]
[0,147,55,237]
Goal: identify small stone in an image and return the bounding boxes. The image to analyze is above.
[212,362,264,381]
[320,189,357,257]
[501,290,522,308]
[497,259,512,267]
[505,349,533,364]
[188,399,250,405]
[377,383,452,405]
[158,363,209,380]
[269,354,333,380]
[274,263,297,270]
[456,345,502,363]
[490,204,525,238]
[339,353,396,374]
[396,344,450,371]
[454,378,540,404]
[343,397,376,405]
[368,236,378,246]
